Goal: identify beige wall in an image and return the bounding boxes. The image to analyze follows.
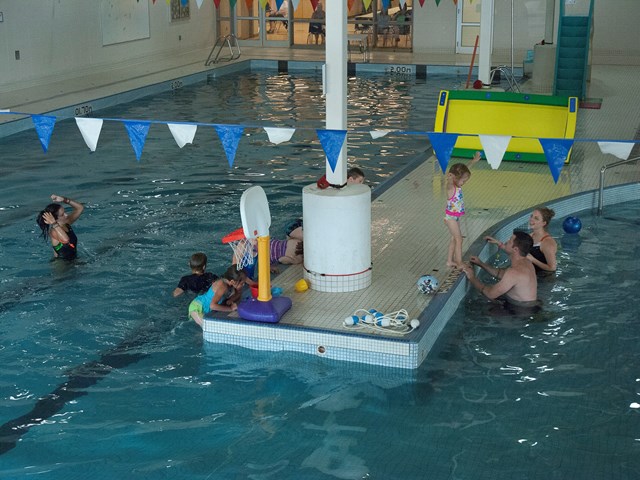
[412,0,640,65]
[0,0,216,91]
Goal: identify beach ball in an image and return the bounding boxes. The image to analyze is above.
[294,279,309,292]
[417,275,439,294]
[562,216,582,234]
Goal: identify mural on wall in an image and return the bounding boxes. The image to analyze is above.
[100,0,150,46]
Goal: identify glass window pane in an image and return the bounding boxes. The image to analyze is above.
[462,0,481,23]
[461,25,480,48]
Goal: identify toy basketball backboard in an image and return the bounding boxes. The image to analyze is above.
[240,186,271,239]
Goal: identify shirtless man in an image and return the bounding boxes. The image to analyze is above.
[461,231,538,310]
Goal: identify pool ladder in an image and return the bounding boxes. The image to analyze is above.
[597,155,639,215]
[490,65,520,93]
[205,34,241,66]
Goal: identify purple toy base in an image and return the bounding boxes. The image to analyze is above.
[237,296,293,323]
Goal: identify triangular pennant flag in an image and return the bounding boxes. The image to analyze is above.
[478,134,511,170]
[275,0,284,10]
[381,0,390,9]
[291,0,300,10]
[245,0,254,11]
[399,0,406,7]
[213,0,221,8]
[347,0,356,11]
[363,0,372,11]
[370,130,391,139]
[597,141,635,160]
[310,0,319,10]
[259,0,269,9]
[195,0,204,7]
[215,125,244,168]
[317,129,347,173]
[75,117,104,152]
[229,0,237,8]
[419,0,426,6]
[433,0,440,5]
[31,115,57,153]
[167,123,197,148]
[264,127,295,145]
[123,121,151,162]
[180,0,188,6]
[427,132,459,172]
[539,138,574,184]
[452,0,458,5]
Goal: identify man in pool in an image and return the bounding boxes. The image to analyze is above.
[461,231,539,313]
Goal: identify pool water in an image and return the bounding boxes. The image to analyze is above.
[1,70,638,478]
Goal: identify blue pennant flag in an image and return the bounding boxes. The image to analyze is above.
[123,121,151,162]
[539,138,574,183]
[427,132,459,172]
[275,0,284,10]
[215,125,244,168]
[381,0,391,9]
[181,0,188,5]
[316,129,347,173]
[31,115,57,152]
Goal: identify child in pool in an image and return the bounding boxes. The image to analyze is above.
[173,252,218,297]
[188,266,246,327]
[444,151,481,269]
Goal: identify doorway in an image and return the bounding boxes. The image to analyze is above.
[222,0,290,47]
[456,0,481,54]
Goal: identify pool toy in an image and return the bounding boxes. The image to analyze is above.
[294,279,309,292]
[225,186,292,323]
[343,308,419,335]
[434,90,578,163]
[417,275,439,294]
[562,216,582,234]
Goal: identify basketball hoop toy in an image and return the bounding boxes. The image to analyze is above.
[343,308,420,335]
[222,228,255,271]
[222,186,292,323]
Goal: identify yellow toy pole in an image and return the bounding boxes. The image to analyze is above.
[257,235,272,302]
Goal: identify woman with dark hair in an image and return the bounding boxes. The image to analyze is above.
[36,194,84,260]
[485,206,557,274]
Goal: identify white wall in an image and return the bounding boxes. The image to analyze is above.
[0,0,216,90]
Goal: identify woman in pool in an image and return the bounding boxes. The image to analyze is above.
[36,194,84,260]
[486,206,557,274]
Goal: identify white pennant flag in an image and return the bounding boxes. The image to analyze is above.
[264,127,295,145]
[479,134,511,170]
[291,0,300,10]
[75,117,103,152]
[597,141,634,160]
[168,123,197,148]
[195,0,204,7]
[370,130,391,139]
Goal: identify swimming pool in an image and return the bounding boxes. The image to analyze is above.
[2,68,638,477]
[2,194,639,477]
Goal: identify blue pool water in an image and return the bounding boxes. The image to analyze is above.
[1,71,639,478]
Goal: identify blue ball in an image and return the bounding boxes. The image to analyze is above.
[562,216,582,234]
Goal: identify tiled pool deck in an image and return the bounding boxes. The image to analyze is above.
[2,47,639,369]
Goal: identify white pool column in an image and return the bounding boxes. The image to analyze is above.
[301,0,372,292]
[303,184,371,292]
[478,0,494,86]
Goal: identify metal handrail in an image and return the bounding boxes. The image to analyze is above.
[205,34,241,66]
[490,65,520,93]
[598,155,639,215]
